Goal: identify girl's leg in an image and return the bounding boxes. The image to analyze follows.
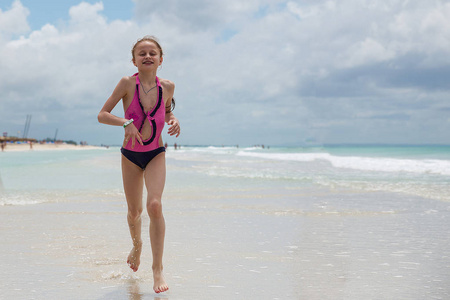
[144,152,168,293]
[122,155,144,272]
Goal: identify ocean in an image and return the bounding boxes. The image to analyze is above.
[1,145,449,299]
[2,145,448,206]
[168,145,450,202]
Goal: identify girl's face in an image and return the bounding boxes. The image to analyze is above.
[133,41,163,70]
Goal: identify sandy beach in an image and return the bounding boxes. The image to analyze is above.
[1,146,449,299]
[1,143,102,152]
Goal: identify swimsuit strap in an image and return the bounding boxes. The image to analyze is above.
[134,73,160,87]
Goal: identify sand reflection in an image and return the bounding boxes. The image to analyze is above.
[126,279,168,300]
[126,279,142,300]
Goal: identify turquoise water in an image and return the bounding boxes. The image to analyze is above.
[0,145,449,205]
[0,148,122,205]
[168,145,450,202]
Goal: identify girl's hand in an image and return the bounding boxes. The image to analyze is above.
[167,118,180,137]
[123,123,143,149]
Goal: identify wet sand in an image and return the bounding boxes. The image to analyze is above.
[1,180,449,299]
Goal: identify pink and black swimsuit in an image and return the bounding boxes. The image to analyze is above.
[121,73,166,169]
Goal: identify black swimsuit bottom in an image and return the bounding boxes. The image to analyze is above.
[121,147,165,170]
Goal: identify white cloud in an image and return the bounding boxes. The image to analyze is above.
[287,0,336,19]
[0,0,30,38]
[339,38,396,68]
[0,1,138,139]
[69,1,106,28]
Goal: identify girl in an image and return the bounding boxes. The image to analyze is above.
[98,36,180,294]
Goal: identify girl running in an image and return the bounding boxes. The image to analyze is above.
[98,35,180,293]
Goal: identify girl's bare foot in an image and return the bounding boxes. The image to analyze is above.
[127,241,142,272]
[153,268,169,293]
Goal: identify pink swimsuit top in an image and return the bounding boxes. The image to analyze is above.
[123,74,165,152]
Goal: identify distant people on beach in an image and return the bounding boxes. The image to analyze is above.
[1,141,5,152]
[252,144,269,149]
[98,35,180,294]
[164,142,179,150]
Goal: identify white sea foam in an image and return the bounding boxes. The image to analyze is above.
[0,198,46,206]
[237,151,450,176]
[0,193,49,206]
[166,146,450,201]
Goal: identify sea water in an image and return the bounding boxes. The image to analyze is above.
[166,145,450,203]
[0,148,123,206]
[1,145,449,205]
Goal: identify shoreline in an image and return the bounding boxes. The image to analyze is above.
[0,143,104,152]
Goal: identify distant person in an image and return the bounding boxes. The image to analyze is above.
[98,35,180,294]
[174,142,177,150]
[1,141,5,152]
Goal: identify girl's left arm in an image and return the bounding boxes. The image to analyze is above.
[164,80,180,137]
[166,111,180,137]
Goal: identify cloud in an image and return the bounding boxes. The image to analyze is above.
[69,1,105,25]
[0,0,449,145]
[134,0,266,30]
[0,0,29,38]
[0,1,139,140]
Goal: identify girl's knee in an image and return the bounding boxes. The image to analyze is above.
[147,198,162,218]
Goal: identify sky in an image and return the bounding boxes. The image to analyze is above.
[0,0,449,146]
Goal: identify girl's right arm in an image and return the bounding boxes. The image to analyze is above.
[98,77,129,126]
[98,77,143,148]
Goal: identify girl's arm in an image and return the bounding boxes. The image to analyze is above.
[163,80,180,138]
[166,111,180,137]
[98,77,143,148]
[98,77,129,126]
